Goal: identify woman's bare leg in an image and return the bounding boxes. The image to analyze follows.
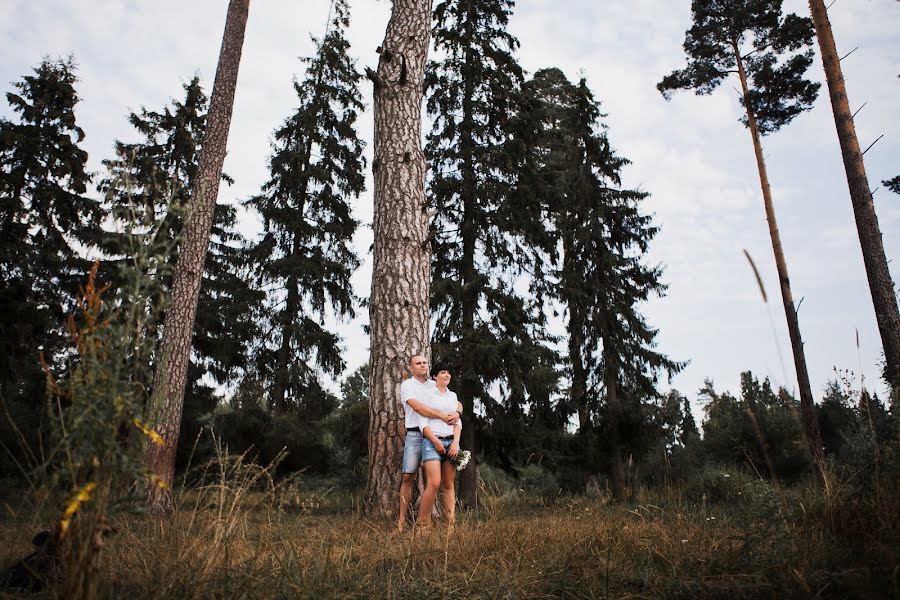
[419,460,442,528]
[440,460,457,524]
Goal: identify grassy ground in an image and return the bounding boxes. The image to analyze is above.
[0,477,896,599]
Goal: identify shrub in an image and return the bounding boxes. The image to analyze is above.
[683,465,755,504]
[479,462,518,497]
[516,464,560,499]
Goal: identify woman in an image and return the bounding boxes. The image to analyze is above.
[418,362,461,528]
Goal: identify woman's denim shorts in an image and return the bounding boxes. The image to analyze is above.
[422,436,453,463]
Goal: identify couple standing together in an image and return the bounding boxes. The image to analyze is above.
[397,355,464,530]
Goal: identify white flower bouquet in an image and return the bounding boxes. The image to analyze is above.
[450,449,471,471]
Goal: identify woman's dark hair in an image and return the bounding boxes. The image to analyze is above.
[430,361,453,378]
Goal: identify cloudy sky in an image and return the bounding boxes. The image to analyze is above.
[2,0,898,416]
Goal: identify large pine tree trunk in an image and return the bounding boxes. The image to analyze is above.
[807,0,900,389]
[365,0,434,517]
[145,0,250,514]
[732,41,830,492]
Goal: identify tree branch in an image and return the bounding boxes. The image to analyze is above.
[365,67,384,90]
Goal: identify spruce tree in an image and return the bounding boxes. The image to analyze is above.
[246,0,364,414]
[524,69,682,499]
[658,0,830,491]
[100,77,261,458]
[0,57,102,406]
[425,0,557,507]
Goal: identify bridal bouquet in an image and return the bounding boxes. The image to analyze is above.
[450,449,471,471]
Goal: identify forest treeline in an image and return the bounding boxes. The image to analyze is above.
[1,0,898,505]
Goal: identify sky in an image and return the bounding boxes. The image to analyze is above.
[1,0,898,420]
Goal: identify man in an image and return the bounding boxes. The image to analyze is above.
[397,354,462,530]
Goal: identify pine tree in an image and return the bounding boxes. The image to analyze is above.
[806,0,900,389]
[365,0,434,517]
[524,69,682,499]
[884,176,899,196]
[425,0,558,508]
[246,0,364,415]
[100,77,261,461]
[146,0,250,514]
[658,0,829,492]
[0,57,102,406]
[679,395,700,447]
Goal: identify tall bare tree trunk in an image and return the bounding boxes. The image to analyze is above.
[456,0,479,510]
[732,41,830,492]
[364,0,434,517]
[603,345,626,501]
[145,0,250,514]
[807,0,900,389]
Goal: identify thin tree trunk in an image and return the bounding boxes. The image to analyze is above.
[603,345,626,501]
[564,235,590,433]
[456,0,479,510]
[145,0,250,514]
[365,0,434,517]
[273,172,312,412]
[807,0,900,389]
[273,266,299,412]
[273,48,330,412]
[732,40,830,492]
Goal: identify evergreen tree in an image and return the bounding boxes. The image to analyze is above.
[425,0,557,507]
[884,176,900,196]
[679,395,700,447]
[0,57,102,406]
[701,373,812,481]
[99,76,262,464]
[246,0,364,415]
[658,0,830,491]
[817,379,856,457]
[523,68,682,499]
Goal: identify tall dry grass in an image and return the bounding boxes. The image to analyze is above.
[2,463,896,599]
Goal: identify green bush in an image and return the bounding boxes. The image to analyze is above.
[516,464,560,499]
[683,465,756,504]
[479,462,518,497]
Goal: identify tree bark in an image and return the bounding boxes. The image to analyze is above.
[732,40,830,492]
[807,0,900,389]
[145,0,250,514]
[365,0,434,517]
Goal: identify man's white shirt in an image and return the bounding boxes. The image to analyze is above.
[400,377,436,428]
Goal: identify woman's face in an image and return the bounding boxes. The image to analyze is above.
[434,370,452,387]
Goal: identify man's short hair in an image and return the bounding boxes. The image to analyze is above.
[430,361,452,378]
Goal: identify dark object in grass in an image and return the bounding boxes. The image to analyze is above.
[2,530,52,592]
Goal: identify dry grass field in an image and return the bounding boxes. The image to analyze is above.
[1,474,896,599]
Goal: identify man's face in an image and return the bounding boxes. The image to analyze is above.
[409,355,429,379]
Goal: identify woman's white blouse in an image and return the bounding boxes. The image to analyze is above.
[418,387,461,438]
